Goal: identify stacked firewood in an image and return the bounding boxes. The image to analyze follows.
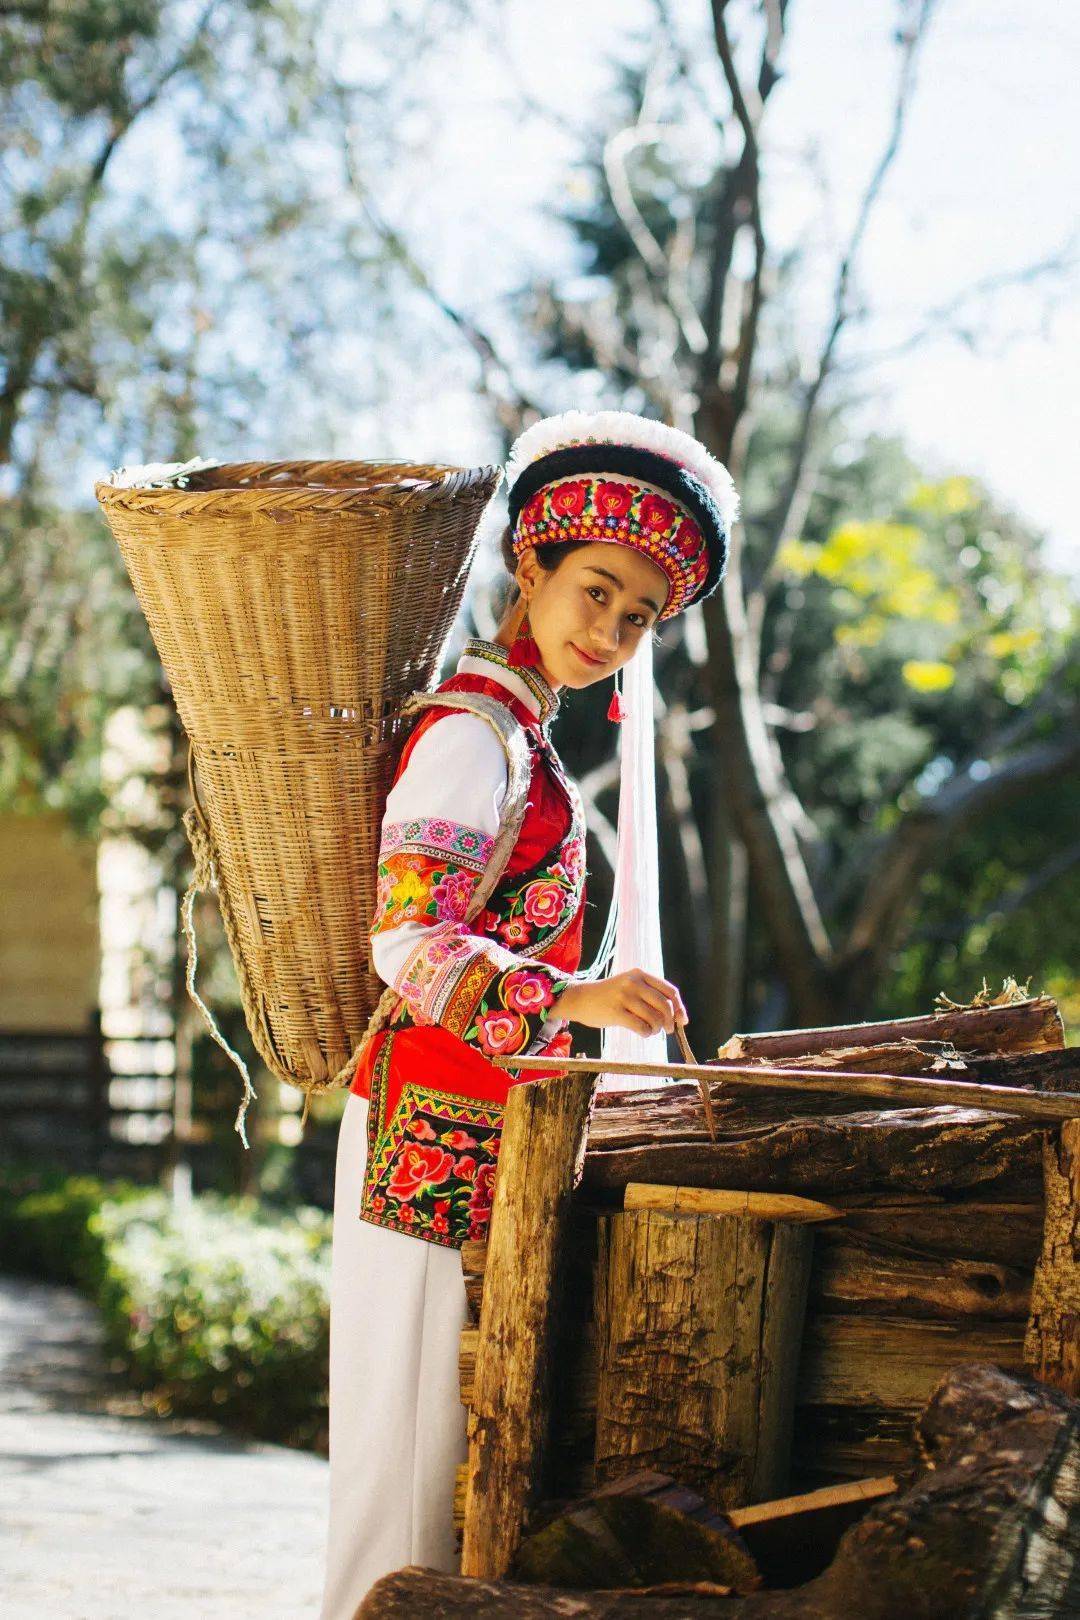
[371,991,1080,1614]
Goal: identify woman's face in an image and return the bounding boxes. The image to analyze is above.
[513,541,670,690]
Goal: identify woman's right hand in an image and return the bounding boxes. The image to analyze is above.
[551,971,688,1038]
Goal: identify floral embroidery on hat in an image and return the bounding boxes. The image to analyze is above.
[512,473,708,619]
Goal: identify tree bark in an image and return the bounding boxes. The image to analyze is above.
[592,1207,815,1509]
[1025,1116,1080,1394]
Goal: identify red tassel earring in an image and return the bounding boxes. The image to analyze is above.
[507,599,541,669]
[607,666,626,722]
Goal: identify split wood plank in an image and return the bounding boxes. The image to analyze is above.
[623,1183,844,1222]
[459,1068,597,1581]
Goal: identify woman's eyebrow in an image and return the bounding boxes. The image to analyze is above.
[584,565,661,615]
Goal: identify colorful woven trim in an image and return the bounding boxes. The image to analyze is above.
[458,637,560,725]
[511,473,708,620]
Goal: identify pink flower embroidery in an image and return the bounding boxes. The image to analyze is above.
[475,1009,529,1057]
[443,1129,480,1151]
[454,1154,478,1182]
[500,969,554,1016]
[387,1142,456,1200]
[521,880,567,928]
[432,869,474,922]
[559,838,585,885]
[407,1116,437,1141]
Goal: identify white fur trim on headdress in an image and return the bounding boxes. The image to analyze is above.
[505,409,740,532]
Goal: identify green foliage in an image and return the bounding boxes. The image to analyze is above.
[0,1160,331,1449]
[0,1161,146,1290]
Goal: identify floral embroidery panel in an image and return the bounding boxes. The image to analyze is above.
[359,1032,505,1247]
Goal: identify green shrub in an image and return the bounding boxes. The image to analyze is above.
[0,1162,146,1291]
[0,1163,332,1450]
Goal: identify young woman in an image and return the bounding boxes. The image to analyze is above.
[318,410,737,1620]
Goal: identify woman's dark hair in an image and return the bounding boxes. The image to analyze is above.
[498,522,592,602]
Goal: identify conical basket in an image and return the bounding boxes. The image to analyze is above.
[95,458,501,1102]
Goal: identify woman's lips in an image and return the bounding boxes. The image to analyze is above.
[571,643,605,668]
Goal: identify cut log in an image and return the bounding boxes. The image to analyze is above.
[1025,1115,1080,1394]
[592,1205,814,1509]
[580,1096,1044,1201]
[460,1069,597,1581]
[711,994,1064,1061]
[811,1232,1031,1320]
[459,1237,485,1324]
[509,1468,762,1592]
[821,1194,1043,1268]
[360,1363,1080,1618]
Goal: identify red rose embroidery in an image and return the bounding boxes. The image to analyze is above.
[475,1009,529,1057]
[454,1154,478,1182]
[497,916,532,948]
[501,968,554,1015]
[521,880,567,928]
[543,1029,573,1058]
[521,491,545,527]
[673,516,703,558]
[550,480,587,517]
[407,1116,438,1141]
[387,1141,455,1200]
[595,480,634,518]
[639,492,678,532]
[468,1161,496,1219]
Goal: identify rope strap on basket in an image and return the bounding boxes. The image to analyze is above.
[180,804,259,1149]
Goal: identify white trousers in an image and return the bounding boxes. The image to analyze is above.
[318,1089,470,1620]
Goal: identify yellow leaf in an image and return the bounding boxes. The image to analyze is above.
[908,476,979,516]
[986,628,1040,658]
[901,659,955,693]
[776,537,821,577]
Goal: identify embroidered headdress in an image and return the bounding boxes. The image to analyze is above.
[502,408,738,620]
[490,409,740,1080]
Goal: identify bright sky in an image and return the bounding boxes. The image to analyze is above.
[364,0,1079,578]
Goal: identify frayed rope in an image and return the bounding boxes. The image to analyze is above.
[181,806,258,1149]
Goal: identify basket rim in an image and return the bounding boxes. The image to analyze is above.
[94,458,502,510]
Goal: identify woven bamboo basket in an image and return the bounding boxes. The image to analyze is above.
[95,458,500,1120]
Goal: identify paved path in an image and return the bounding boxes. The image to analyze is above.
[0,1273,328,1618]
